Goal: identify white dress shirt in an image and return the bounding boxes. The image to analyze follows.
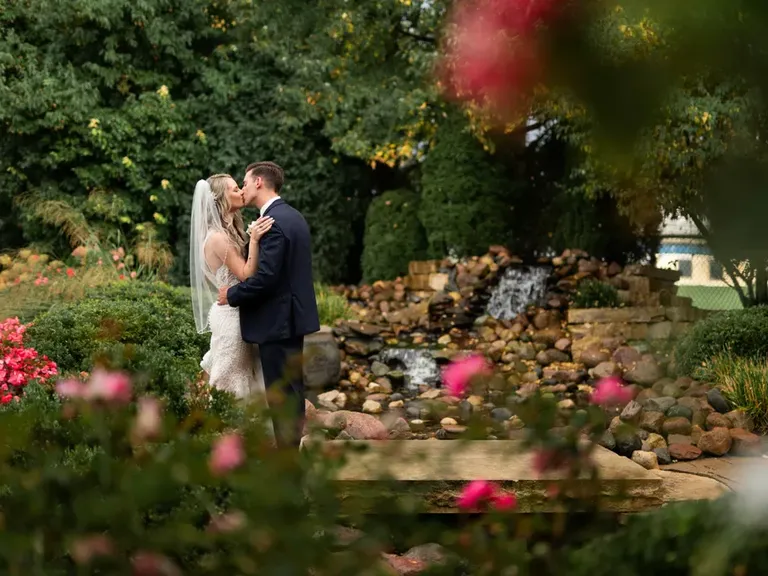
[260,196,281,217]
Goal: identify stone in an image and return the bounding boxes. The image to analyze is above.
[730,428,762,456]
[706,389,730,414]
[662,417,692,436]
[643,396,677,413]
[669,443,702,461]
[370,361,390,377]
[632,450,659,470]
[567,307,665,324]
[303,327,342,389]
[642,433,667,451]
[388,418,412,439]
[409,419,425,432]
[639,411,666,434]
[580,348,610,368]
[623,359,662,386]
[706,413,731,430]
[382,553,427,575]
[666,404,693,421]
[635,388,660,404]
[661,383,683,399]
[725,410,753,431]
[654,447,672,465]
[620,400,644,423]
[403,543,449,566]
[599,431,616,451]
[691,425,704,445]
[328,411,389,440]
[667,434,693,446]
[615,431,642,457]
[555,338,571,352]
[697,427,732,456]
[362,400,383,415]
[593,361,621,379]
[612,346,642,367]
[491,407,513,422]
[440,417,458,427]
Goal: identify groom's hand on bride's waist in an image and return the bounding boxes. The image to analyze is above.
[217,286,229,306]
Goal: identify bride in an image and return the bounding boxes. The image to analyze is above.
[189,174,274,399]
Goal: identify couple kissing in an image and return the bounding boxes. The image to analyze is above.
[189,161,319,449]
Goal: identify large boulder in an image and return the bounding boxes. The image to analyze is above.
[304,326,342,389]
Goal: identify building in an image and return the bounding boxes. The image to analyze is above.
[655,216,726,286]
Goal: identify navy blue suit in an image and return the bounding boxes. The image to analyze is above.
[227,198,319,447]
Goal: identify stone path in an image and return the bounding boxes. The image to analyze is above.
[662,455,768,491]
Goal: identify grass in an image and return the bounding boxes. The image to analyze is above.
[677,285,744,310]
[710,352,767,431]
[314,283,352,326]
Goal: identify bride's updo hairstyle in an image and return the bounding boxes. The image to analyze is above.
[207,173,248,253]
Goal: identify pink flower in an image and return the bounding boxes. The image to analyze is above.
[457,480,496,509]
[209,433,245,476]
[207,510,247,533]
[66,268,75,278]
[70,534,114,564]
[457,480,517,512]
[0,394,12,405]
[130,271,137,279]
[131,551,181,576]
[86,369,132,403]
[56,379,86,398]
[442,355,491,397]
[133,397,162,441]
[490,492,517,511]
[590,376,633,406]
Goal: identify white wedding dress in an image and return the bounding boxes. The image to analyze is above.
[200,263,266,400]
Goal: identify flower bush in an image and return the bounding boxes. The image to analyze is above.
[0,317,57,402]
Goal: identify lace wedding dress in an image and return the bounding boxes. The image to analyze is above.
[200,265,266,400]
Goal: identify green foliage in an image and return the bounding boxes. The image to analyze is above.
[25,282,206,416]
[710,353,768,431]
[567,497,768,575]
[361,189,427,282]
[571,279,621,309]
[419,112,511,258]
[314,283,352,326]
[673,306,768,378]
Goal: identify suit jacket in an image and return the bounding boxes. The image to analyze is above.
[227,199,320,344]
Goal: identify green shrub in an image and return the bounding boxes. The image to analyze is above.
[361,189,427,282]
[710,353,766,430]
[567,497,768,575]
[673,306,768,378]
[571,279,621,308]
[25,282,207,417]
[419,111,510,258]
[314,283,352,326]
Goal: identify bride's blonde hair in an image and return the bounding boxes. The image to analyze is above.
[207,173,247,253]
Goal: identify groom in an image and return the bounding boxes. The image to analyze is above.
[218,161,320,448]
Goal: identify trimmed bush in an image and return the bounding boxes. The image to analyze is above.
[673,306,768,378]
[25,282,207,416]
[419,111,510,258]
[571,279,621,309]
[361,189,427,282]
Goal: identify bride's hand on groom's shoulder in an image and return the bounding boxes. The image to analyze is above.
[247,216,274,242]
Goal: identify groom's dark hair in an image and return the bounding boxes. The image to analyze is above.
[246,161,284,193]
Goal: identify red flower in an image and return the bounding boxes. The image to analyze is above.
[457,480,517,511]
[590,376,633,407]
[66,268,75,278]
[442,354,491,397]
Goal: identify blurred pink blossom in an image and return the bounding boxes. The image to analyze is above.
[457,480,517,511]
[70,534,114,565]
[442,354,491,397]
[491,492,517,510]
[86,369,132,403]
[207,510,247,533]
[56,379,86,398]
[210,433,245,476]
[133,397,162,441]
[131,551,181,576]
[590,376,633,406]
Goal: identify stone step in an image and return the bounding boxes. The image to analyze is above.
[318,440,665,514]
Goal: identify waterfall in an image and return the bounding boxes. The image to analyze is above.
[378,348,441,390]
[486,266,551,320]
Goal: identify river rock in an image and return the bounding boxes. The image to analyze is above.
[662,417,692,436]
[706,413,731,430]
[620,400,643,423]
[643,396,677,413]
[612,346,641,367]
[669,443,702,461]
[697,427,732,456]
[362,400,383,415]
[631,450,659,470]
[403,543,449,566]
[593,361,621,379]
[580,348,610,368]
[303,327,342,389]
[328,411,388,440]
[654,447,672,465]
[706,389,730,414]
[370,361,390,377]
[642,433,667,451]
[666,404,693,421]
[615,431,642,457]
[639,411,665,434]
[730,428,762,456]
[623,359,662,386]
[725,410,752,431]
